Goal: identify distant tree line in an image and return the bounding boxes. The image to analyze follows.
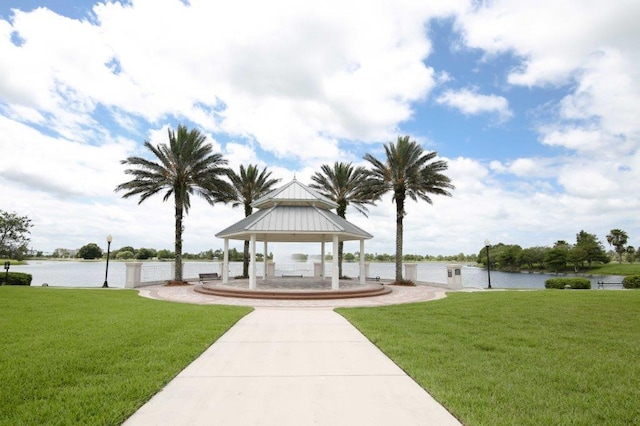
[340,252,477,263]
[477,229,638,273]
[52,245,274,262]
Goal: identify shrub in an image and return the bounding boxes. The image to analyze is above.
[0,272,32,286]
[545,277,591,289]
[391,279,416,286]
[116,250,135,260]
[77,243,103,259]
[622,275,640,289]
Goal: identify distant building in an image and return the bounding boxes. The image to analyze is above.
[52,248,77,258]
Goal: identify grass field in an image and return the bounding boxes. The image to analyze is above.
[338,291,640,426]
[589,263,640,276]
[0,287,251,425]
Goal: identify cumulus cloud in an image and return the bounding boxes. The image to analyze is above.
[0,116,134,198]
[0,0,465,161]
[457,0,640,151]
[436,88,513,122]
[457,0,640,86]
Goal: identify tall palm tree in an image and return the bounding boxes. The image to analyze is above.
[228,164,281,278]
[606,228,629,263]
[309,162,378,277]
[116,125,234,282]
[363,135,454,283]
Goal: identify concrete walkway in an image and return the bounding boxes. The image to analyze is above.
[124,307,461,425]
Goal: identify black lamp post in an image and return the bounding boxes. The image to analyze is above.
[485,239,492,289]
[103,234,112,288]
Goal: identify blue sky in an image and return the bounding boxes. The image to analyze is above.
[1,0,638,257]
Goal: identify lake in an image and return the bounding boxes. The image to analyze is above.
[10,260,625,290]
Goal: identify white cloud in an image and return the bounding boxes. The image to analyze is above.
[457,0,640,86]
[457,0,640,153]
[557,168,619,199]
[0,0,464,162]
[0,116,135,198]
[436,88,513,121]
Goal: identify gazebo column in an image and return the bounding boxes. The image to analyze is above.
[332,235,339,290]
[359,239,365,285]
[223,238,229,284]
[263,240,268,282]
[321,241,325,280]
[249,234,257,290]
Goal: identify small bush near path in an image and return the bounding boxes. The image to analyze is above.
[545,277,591,289]
[622,275,640,289]
[390,279,415,286]
[338,291,640,426]
[0,287,251,425]
[0,271,32,285]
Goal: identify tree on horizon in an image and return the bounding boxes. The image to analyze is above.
[575,230,609,268]
[309,162,378,277]
[228,164,281,278]
[364,135,454,283]
[115,125,234,282]
[606,228,629,263]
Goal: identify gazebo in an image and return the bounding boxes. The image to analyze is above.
[215,178,373,290]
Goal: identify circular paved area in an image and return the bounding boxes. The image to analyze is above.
[137,282,459,307]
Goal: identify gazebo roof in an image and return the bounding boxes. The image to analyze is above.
[252,178,338,210]
[216,179,372,242]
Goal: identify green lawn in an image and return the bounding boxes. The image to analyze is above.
[0,287,251,425]
[338,291,640,426]
[0,258,27,265]
[588,263,640,276]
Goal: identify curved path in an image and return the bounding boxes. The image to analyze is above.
[137,282,451,307]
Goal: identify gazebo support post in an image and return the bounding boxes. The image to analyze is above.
[359,239,365,285]
[321,241,325,280]
[263,240,268,282]
[249,234,256,290]
[223,238,229,284]
[332,235,339,290]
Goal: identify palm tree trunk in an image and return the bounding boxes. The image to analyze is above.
[174,197,183,282]
[243,240,249,278]
[395,197,404,282]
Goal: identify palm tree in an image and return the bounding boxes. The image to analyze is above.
[228,165,281,278]
[309,162,378,277]
[116,125,234,283]
[606,228,629,263]
[364,135,454,283]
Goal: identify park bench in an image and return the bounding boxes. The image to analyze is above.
[282,274,303,278]
[199,272,220,283]
[597,280,623,289]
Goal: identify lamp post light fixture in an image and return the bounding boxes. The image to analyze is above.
[103,234,113,288]
[484,239,492,289]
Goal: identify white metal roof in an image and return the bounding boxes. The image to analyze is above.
[216,179,372,242]
[215,205,372,242]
